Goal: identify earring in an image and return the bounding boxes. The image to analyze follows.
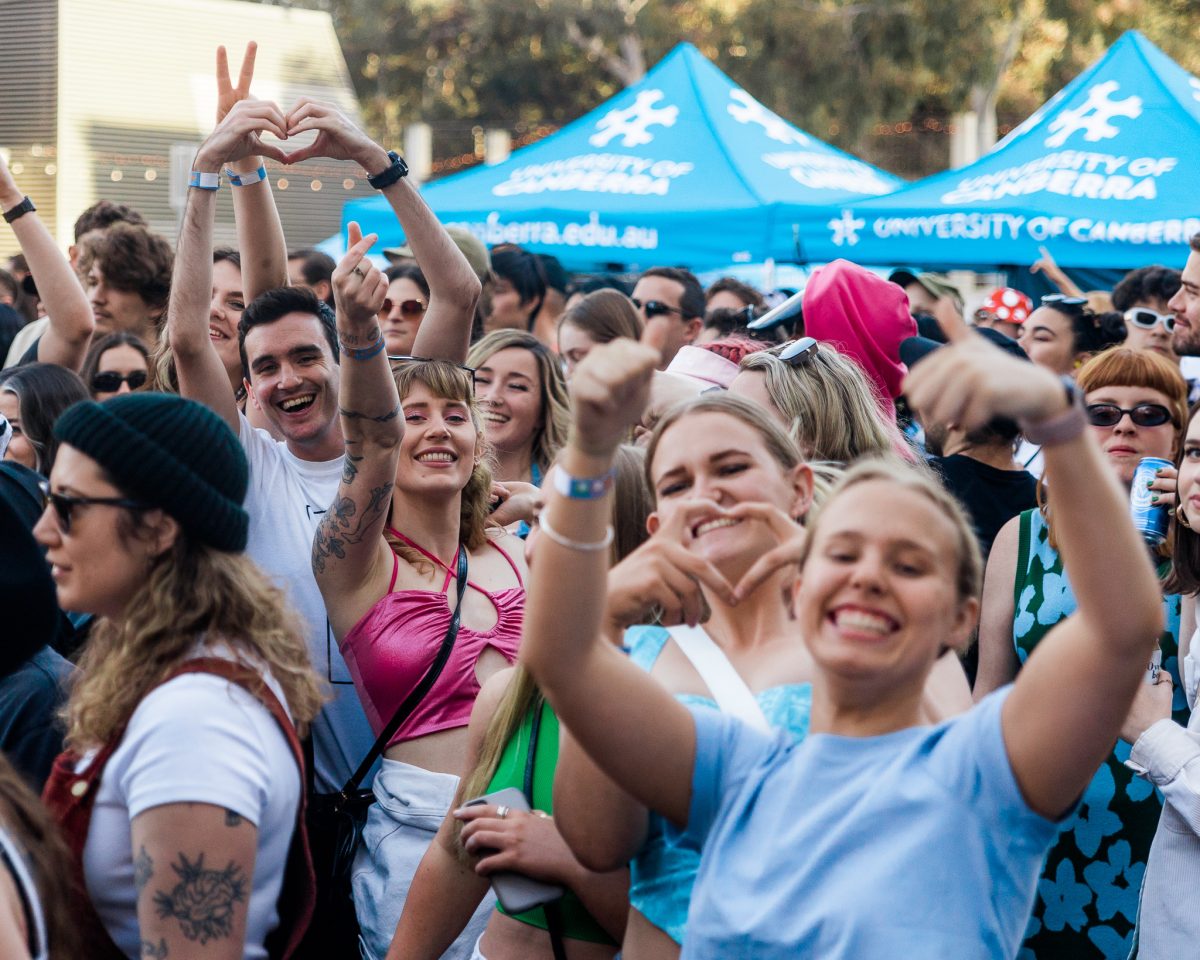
[1178,507,1192,529]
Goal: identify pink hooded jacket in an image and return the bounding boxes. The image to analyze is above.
[802,259,916,419]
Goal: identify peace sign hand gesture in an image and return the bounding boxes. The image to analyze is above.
[217,42,259,123]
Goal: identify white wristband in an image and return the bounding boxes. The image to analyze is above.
[226,165,268,187]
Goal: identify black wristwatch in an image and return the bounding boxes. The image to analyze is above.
[2,196,36,224]
[366,151,409,190]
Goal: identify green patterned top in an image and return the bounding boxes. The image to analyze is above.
[1012,508,1186,960]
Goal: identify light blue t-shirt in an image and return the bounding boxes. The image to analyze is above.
[678,687,1062,959]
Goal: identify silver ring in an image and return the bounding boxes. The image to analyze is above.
[352,266,366,278]
[495,805,509,820]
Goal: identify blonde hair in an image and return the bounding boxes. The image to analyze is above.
[455,443,652,856]
[64,535,322,752]
[389,359,494,559]
[739,346,902,463]
[801,458,983,606]
[467,330,570,477]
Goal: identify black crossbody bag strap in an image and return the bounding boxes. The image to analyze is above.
[337,548,468,803]
[522,701,569,960]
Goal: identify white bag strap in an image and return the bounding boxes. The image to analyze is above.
[667,625,771,732]
[0,827,48,960]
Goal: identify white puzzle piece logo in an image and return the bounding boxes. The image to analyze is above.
[1189,77,1200,103]
[1044,81,1142,148]
[828,209,864,247]
[727,89,809,145]
[589,90,679,148]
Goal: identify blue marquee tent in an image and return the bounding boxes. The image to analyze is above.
[343,43,900,271]
[798,32,1200,270]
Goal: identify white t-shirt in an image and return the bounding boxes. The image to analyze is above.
[239,414,376,791]
[80,659,299,960]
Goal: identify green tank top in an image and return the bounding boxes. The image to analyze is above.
[484,699,617,946]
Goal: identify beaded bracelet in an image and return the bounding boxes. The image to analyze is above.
[537,514,614,553]
[340,335,386,362]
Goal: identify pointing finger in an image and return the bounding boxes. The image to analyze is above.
[640,315,671,359]
[216,45,231,94]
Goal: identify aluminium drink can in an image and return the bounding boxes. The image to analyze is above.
[1130,457,1173,546]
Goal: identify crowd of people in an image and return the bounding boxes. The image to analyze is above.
[4,40,1200,960]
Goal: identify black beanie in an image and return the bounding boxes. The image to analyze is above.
[54,394,250,552]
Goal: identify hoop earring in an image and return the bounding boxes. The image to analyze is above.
[1178,507,1193,529]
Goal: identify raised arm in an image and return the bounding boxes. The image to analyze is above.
[168,99,290,431]
[973,515,1021,698]
[521,332,696,826]
[905,330,1164,819]
[281,100,480,362]
[312,223,400,633]
[218,44,288,301]
[0,155,93,369]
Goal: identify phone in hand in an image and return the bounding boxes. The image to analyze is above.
[464,787,564,914]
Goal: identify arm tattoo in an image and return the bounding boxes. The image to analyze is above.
[312,483,394,574]
[141,938,169,959]
[153,853,247,944]
[224,809,244,828]
[339,402,401,423]
[338,325,382,349]
[341,451,363,486]
[134,845,153,894]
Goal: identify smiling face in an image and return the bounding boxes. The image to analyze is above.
[1018,306,1080,375]
[648,410,810,577]
[210,259,245,377]
[794,479,975,693]
[474,347,543,463]
[1085,384,1178,488]
[395,380,479,498]
[32,445,173,620]
[381,276,428,356]
[242,311,341,456]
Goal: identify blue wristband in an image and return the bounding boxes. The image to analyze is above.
[188,170,220,191]
[553,466,616,499]
[226,165,268,187]
[341,336,386,362]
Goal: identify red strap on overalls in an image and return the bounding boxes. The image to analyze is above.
[42,657,315,959]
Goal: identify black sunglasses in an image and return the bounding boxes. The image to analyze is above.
[777,337,819,366]
[632,298,684,320]
[1085,402,1173,428]
[1124,308,1175,332]
[38,479,152,534]
[91,370,148,393]
[1041,294,1089,313]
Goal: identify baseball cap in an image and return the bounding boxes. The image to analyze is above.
[976,287,1033,325]
[900,326,1029,369]
[383,226,492,284]
[888,269,964,310]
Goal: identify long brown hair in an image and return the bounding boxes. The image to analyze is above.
[1168,402,1200,595]
[0,754,78,960]
[455,444,652,856]
[64,528,322,751]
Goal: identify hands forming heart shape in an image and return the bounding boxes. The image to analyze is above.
[210,42,383,170]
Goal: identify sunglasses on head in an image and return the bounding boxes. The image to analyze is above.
[1041,294,1089,313]
[381,297,427,318]
[1085,402,1173,428]
[38,479,151,534]
[387,355,478,393]
[91,370,148,393]
[777,337,819,366]
[1124,307,1175,332]
[631,298,684,320]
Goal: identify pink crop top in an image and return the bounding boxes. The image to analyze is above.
[340,530,525,746]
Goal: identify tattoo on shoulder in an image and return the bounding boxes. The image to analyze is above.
[134,845,153,893]
[153,853,247,945]
[141,938,169,959]
[224,809,244,828]
[339,402,401,424]
[312,483,394,574]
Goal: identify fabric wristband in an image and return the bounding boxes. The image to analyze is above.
[188,170,220,191]
[553,466,616,500]
[341,335,386,362]
[225,165,268,187]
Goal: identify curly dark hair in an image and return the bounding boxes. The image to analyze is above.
[1111,265,1182,312]
[77,223,173,311]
